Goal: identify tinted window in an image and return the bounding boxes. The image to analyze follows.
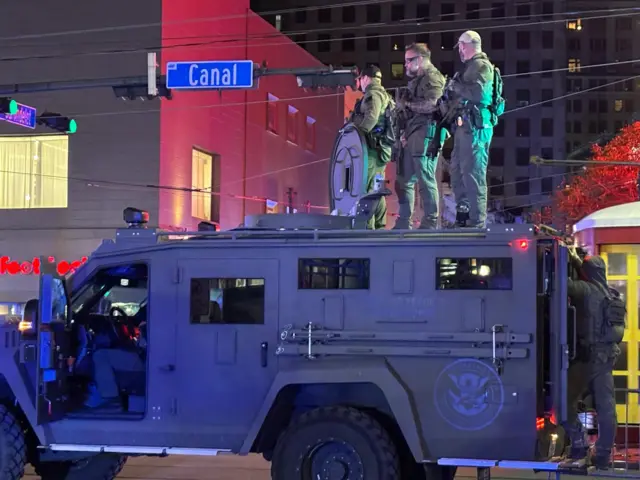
[436,258,513,290]
[299,258,370,289]
[190,278,265,324]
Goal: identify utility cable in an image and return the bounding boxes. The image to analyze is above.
[0,6,635,61]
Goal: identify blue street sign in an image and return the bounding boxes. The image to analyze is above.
[0,102,36,129]
[166,60,254,90]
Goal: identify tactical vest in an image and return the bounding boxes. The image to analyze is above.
[589,283,627,345]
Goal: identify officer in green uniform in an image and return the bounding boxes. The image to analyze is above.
[393,43,446,230]
[349,65,393,229]
[448,31,496,228]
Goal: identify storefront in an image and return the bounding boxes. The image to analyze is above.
[0,236,103,310]
[574,201,640,423]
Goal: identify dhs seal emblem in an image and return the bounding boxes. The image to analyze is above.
[434,359,504,431]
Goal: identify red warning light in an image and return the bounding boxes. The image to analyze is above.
[517,239,529,250]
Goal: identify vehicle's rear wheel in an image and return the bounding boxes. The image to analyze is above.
[0,405,26,480]
[34,453,126,480]
[271,405,400,480]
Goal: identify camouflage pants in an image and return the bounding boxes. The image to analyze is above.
[365,146,389,230]
[450,124,493,228]
[394,126,439,229]
[565,352,617,461]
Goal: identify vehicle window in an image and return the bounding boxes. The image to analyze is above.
[436,257,513,290]
[71,264,148,317]
[190,278,265,325]
[298,258,370,289]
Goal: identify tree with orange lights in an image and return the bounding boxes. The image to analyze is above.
[534,121,640,226]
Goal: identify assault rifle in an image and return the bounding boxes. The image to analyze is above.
[425,82,460,159]
[391,87,411,163]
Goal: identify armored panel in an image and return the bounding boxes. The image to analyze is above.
[329,123,369,215]
[244,213,354,230]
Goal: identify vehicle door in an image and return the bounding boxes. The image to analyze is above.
[173,257,279,449]
[36,257,71,424]
[546,242,571,424]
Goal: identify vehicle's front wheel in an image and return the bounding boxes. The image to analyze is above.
[34,453,126,480]
[0,405,26,480]
[271,405,400,480]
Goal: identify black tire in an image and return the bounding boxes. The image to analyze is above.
[0,405,26,480]
[271,405,400,480]
[35,453,126,480]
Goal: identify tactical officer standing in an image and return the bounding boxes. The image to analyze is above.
[393,43,446,230]
[560,246,626,471]
[349,65,393,229]
[446,31,502,228]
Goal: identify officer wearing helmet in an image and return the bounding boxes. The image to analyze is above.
[393,42,446,230]
[559,246,626,471]
[349,65,393,229]
[446,30,503,228]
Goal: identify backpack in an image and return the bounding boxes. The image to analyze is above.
[488,65,506,123]
[594,284,627,345]
[371,92,396,147]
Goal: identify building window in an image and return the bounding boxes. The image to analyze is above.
[287,106,299,144]
[568,59,581,73]
[599,100,607,113]
[516,61,530,76]
[317,34,330,52]
[367,4,381,23]
[417,3,429,19]
[318,8,331,23]
[391,35,404,51]
[436,257,513,290]
[295,10,307,23]
[516,31,530,49]
[541,148,553,160]
[342,6,355,22]
[516,118,530,137]
[491,2,505,18]
[440,32,454,49]
[541,177,553,194]
[516,177,530,196]
[440,3,455,20]
[416,33,430,45]
[391,5,404,21]
[541,89,553,102]
[0,135,68,209]
[542,2,554,15]
[541,31,554,49]
[542,60,553,77]
[305,117,316,151]
[517,4,530,18]
[566,19,582,30]
[541,118,554,137]
[590,38,606,53]
[573,100,582,113]
[490,147,504,166]
[298,258,370,289]
[573,121,582,134]
[567,38,580,52]
[342,34,355,51]
[440,61,454,76]
[616,18,632,30]
[625,99,634,112]
[491,31,505,50]
[516,89,530,103]
[267,93,278,133]
[189,278,265,325]
[494,121,504,137]
[516,148,530,166]
[466,3,480,19]
[614,99,623,112]
[490,177,504,196]
[366,34,379,51]
[191,148,212,221]
[391,63,404,80]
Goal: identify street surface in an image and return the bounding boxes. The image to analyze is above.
[22,454,592,479]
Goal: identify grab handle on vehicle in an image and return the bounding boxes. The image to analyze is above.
[568,305,577,361]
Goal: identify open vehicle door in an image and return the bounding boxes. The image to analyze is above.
[36,256,71,424]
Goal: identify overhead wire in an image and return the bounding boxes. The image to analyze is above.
[0,72,636,210]
[0,6,636,62]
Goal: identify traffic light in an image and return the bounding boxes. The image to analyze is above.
[37,112,77,134]
[0,97,18,115]
[296,68,358,90]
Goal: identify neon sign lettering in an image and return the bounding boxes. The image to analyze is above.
[0,256,88,276]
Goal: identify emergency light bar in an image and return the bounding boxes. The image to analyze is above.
[123,207,149,227]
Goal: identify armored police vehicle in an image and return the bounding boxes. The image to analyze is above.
[0,203,611,480]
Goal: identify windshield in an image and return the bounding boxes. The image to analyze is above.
[71,264,148,318]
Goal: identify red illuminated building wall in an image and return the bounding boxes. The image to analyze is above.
[160,1,348,230]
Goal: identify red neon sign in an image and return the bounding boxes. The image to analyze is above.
[0,256,88,276]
